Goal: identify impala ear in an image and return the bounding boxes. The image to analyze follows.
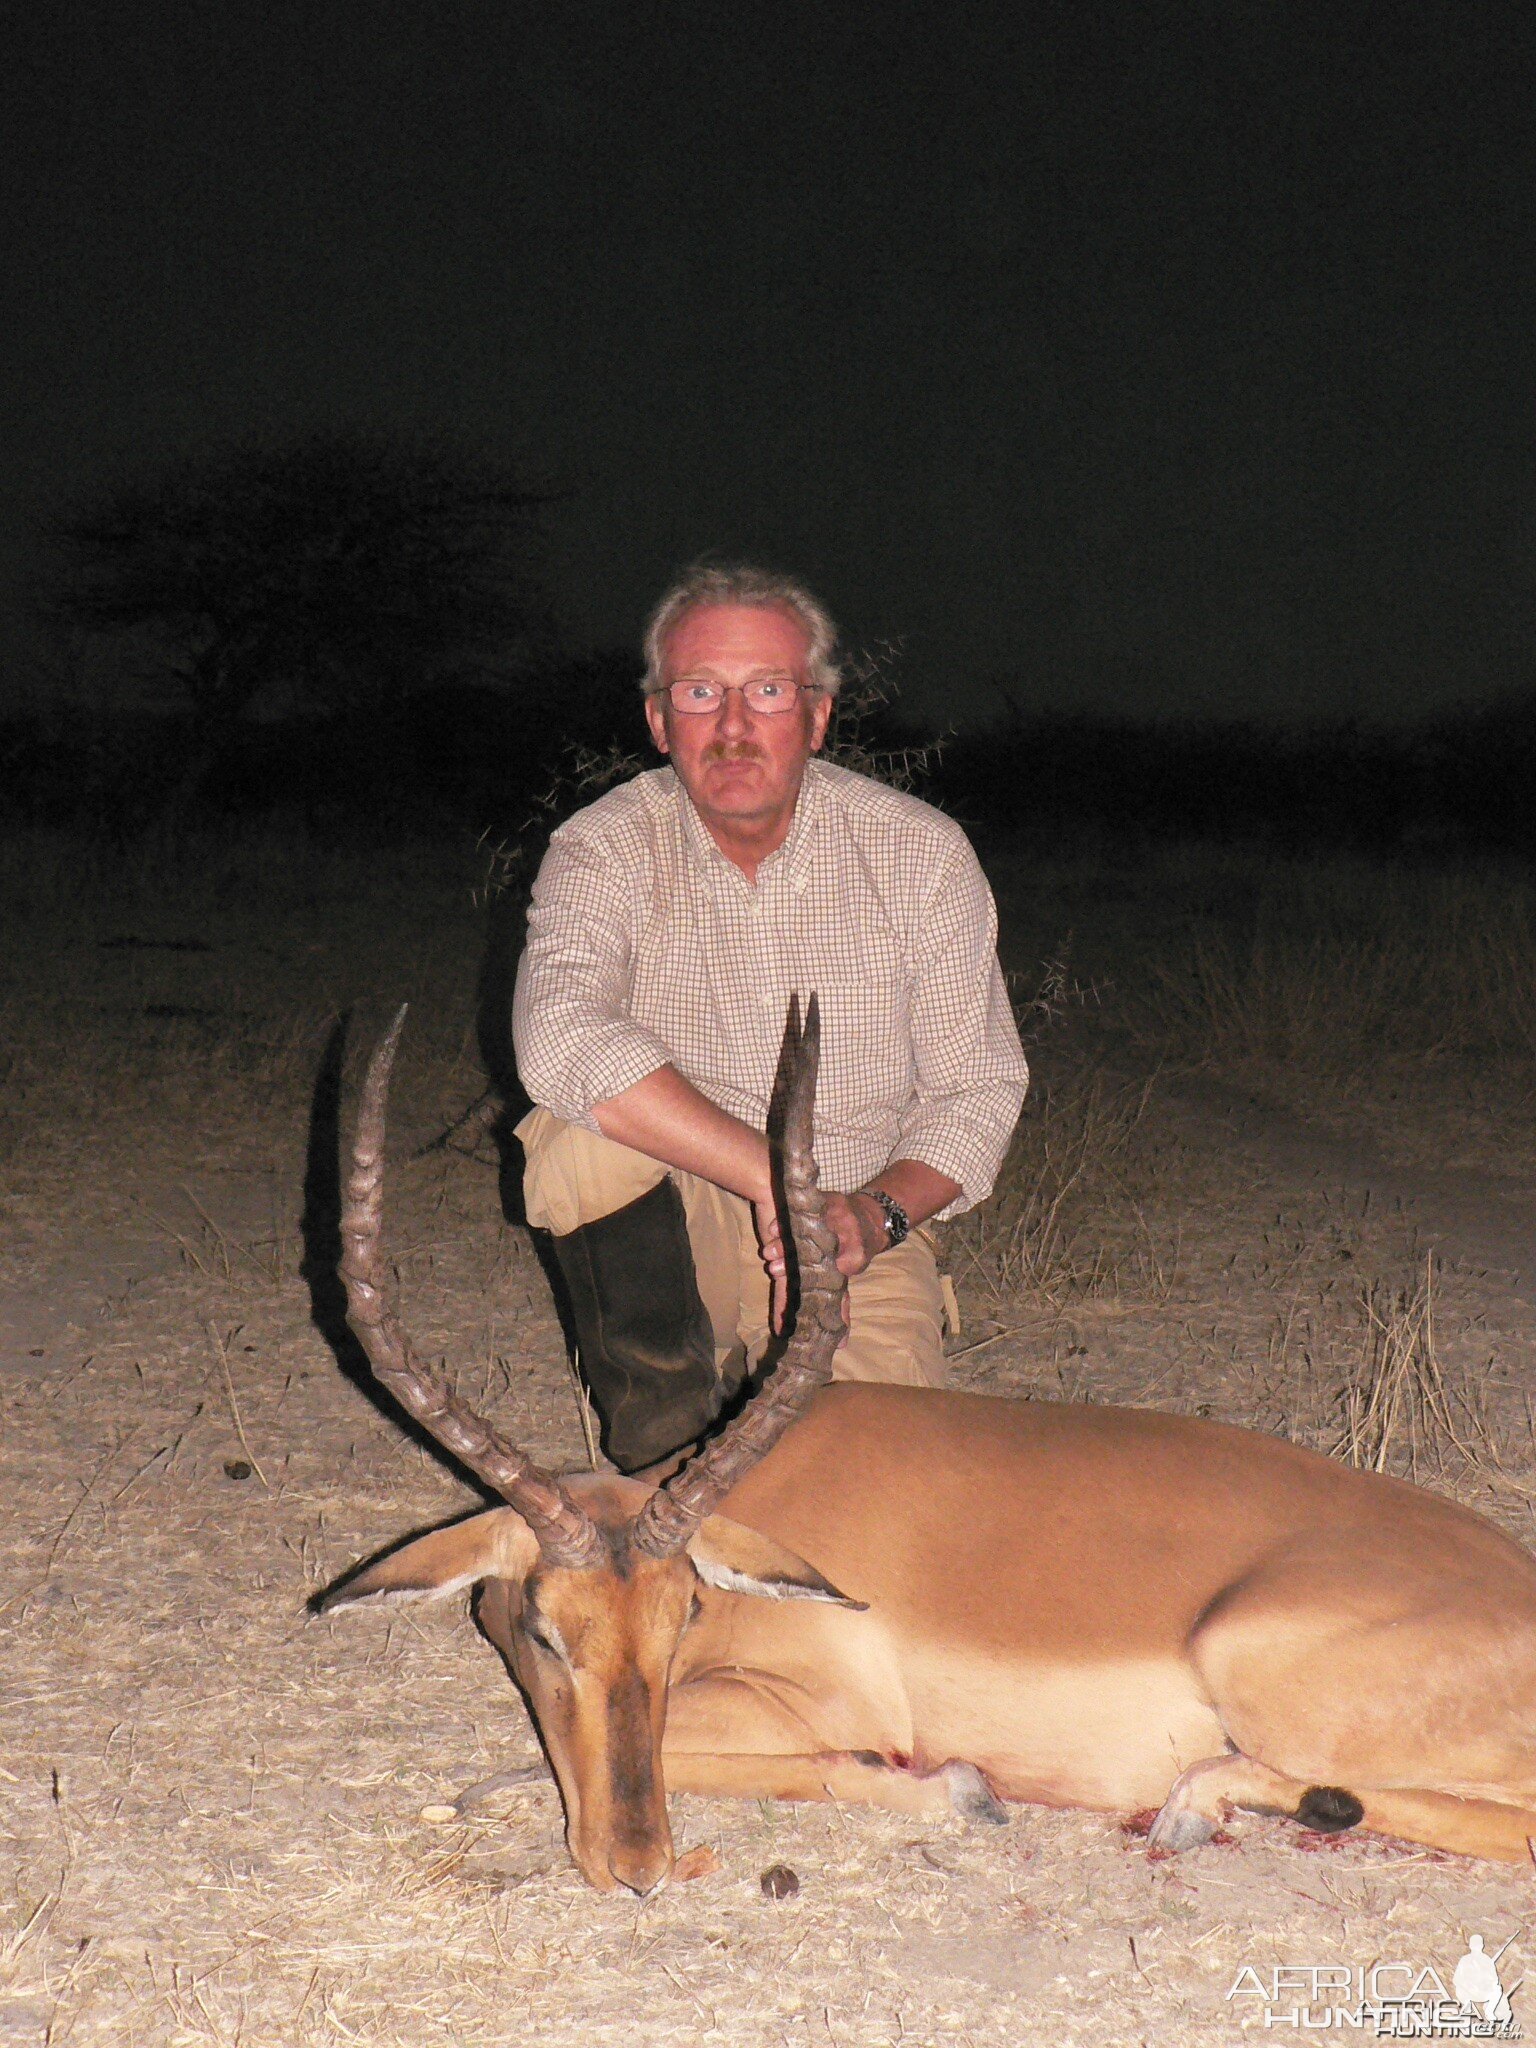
[315,1508,541,1612]
[687,1515,867,1609]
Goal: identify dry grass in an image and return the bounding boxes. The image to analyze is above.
[1133,856,1536,1078]
[945,1068,1171,1311]
[1338,1259,1462,1479]
[1329,1260,1536,1516]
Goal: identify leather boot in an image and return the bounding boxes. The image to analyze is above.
[547,1178,722,1474]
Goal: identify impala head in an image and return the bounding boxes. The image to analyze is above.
[321,997,853,1893]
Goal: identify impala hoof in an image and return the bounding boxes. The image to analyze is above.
[1147,1800,1216,1854]
[943,1761,1008,1825]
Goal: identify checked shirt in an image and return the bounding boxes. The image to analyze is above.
[512,759,1028,1215]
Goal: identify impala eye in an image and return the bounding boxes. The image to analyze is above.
[522,1615,563,1658]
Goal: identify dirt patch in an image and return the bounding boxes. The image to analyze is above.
[2,843,1533,2045]
[1156,1066,1536,1307]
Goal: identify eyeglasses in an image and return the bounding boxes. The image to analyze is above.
[659,677,819,716]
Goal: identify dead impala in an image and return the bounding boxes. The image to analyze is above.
[320,1000,1536,1894]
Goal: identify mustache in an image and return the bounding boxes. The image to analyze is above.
[702,741,764,762]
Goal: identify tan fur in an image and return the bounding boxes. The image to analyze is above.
[328,1387,1536,1889]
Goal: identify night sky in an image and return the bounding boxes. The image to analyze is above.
[7,3,1534,729]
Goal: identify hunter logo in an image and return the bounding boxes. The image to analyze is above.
[1227,1933,1522,2036]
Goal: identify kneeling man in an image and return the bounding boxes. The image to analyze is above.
[513,564,1028,1471]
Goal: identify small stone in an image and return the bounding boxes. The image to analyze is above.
[760,1863,800,1900]
[223,1459,253,1481]
[419,1804,458,1825]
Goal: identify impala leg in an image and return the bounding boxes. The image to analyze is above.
[667,1749,1005,1818]
[663,1676,1006,1821]
[1149,1754,1360,1852]
[1151,1754,1536,1863]
[1173,1553,1536,1859]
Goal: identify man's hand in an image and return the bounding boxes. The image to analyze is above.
[594,1066,963,1344]
[754,1190,887,1336]
[753,1197,791,1336]
[825,1192,890,1277]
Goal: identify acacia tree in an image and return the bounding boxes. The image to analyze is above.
[49,429,551,811]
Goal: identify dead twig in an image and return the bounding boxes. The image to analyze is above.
[208,1321,269,1487]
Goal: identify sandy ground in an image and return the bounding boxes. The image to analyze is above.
[2,845,1533,2046]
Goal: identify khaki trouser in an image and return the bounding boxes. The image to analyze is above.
[516,1108,946,1389]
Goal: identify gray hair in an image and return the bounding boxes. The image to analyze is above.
[641,563,843,698]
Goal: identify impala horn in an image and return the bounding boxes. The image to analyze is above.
[633,993,845,1559]
[339,1007,606,1571]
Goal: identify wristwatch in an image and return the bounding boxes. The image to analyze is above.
[863,1187,910,1250]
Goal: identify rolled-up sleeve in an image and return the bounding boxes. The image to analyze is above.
[893,840,1028,1216]
[512,828,673,1128]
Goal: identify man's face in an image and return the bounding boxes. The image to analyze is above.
[645,603,832,841]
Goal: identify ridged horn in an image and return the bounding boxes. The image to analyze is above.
[633,993,844,1559]
[340,1007,606,1571]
